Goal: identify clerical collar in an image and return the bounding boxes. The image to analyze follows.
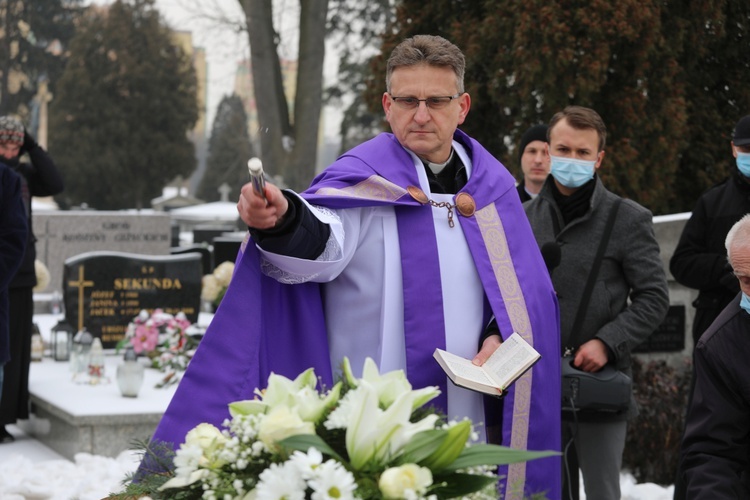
[425,150,455,174]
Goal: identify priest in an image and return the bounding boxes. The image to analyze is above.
[150,34,561,499]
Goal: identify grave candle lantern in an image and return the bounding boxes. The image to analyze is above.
[51,320,75,362]
[70,327,93,375]
[116,346,144,397]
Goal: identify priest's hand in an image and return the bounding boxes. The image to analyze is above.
[238,180,289,230]
[472,334,502,366]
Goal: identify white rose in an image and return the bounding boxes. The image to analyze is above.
[379,464,433,499]
[258,405,315,450]
[213,261,235,287]
[201,274,220,302]
[184,423,227,455]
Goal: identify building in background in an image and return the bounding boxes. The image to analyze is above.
[171,30,208,196]
[233,57,297,156]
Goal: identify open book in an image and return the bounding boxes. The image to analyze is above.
[433,332,541,396]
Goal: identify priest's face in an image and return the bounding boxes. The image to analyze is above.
[382,64,470,164]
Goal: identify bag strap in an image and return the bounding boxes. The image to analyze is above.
[568,198,622,349]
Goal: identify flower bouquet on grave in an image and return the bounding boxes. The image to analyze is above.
[201,261,235,310]
[113,357,557,499]
[116,308,199,388]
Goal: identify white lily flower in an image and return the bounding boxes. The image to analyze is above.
[346,381,439,470]
[229,399,269,417]
[361,358,413,407]
[296,381,342,423]
[344,357,440,410]
[260,369,318,408]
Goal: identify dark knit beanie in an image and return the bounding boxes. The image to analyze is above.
[733,115,750,147]
[0,116,24,146]
[518,124,549,163]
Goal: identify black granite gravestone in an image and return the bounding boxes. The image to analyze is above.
[212,236,243,270]
[171,244,213,276]
[193,224,235,245]
[634,305,686,353]
[63,251,202,348]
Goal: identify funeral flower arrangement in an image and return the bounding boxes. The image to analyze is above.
[116,358,555,499]
[201,261,235,309]
[117,308,199,386]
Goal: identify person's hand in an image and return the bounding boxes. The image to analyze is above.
[21,129,38,154]
[238,180,289,229]
[573,338,609,372]
[472,334,502,366]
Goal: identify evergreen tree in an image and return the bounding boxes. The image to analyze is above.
[197,94,254,202]
[0,0,83,117]
[672,0,750,212]
[48,0,198,210]
[367,0,750,215]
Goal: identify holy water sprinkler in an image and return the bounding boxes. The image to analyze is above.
[247,157,266,202]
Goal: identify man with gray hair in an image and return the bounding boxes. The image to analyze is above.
[150,34,562,499]
[677,213,750,498]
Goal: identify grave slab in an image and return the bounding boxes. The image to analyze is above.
[33,211,172,296]
[20,355,179,461]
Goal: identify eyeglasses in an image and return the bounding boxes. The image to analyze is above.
[388,93,462,110]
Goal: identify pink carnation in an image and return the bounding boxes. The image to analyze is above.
[131,323,158,354]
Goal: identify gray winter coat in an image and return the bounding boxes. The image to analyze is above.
[524,176,669,419]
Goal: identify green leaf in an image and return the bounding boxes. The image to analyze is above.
[430,472,498,499]
[395,429,447,464]
[442,444,560,472]
[420,420,472,471]
[278,434,345,462]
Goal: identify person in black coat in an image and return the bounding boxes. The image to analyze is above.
[670,115,750,349]
[516,124,550,202]
[677,213,750,498]
[0,115,63,443]
[0,162,28,409]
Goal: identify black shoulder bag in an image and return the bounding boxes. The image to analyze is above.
[560,198,632,413]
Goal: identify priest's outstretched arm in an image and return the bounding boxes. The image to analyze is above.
[238,179,330,259]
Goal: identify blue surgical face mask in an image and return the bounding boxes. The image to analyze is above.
[550,155,596,188]
[736,151,750,178]
[741,292,750,315]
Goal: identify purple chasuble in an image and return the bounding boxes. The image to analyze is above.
[146,131,561,499]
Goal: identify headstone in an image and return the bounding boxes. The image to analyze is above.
[212,235,244,270]
[193,224,235,245]
[33,211,172,295]
[171,244,213,276]
[62,251,201,348]
[634,305,686,353]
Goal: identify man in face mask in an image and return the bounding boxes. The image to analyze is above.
[670,115,750,351]
[677,213,750,498]
[0,115,63,443]
[524,106,669,500]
